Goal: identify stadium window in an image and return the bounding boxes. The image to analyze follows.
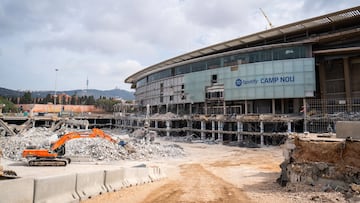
[160,83,164,93]
[191,61,206,72]
[207,58,221,69]
[212,75,217,84]
[175,65,191,75]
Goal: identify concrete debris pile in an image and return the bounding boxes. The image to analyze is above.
[168,134,203,143]
[0,127,185,162]
[309,112,360,121]
[278,136,360,200]
[65,138,185,161]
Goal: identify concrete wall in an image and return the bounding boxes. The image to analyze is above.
[336,121,360,139]
[18,104,105,113]
[0,167,166,202]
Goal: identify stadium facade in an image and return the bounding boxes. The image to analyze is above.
[125,6,360,117]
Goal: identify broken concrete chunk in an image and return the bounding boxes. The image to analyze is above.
[351,183,360,193]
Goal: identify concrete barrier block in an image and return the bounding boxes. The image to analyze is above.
[136,167,151,184]
[158,167,167,179]
[123,168,139,187]
[0,178,34,203]
[148,167,158,182]
[336,121,360,139]
[104,168,126,192]
[76,170,107,200]
[34,174,79,203]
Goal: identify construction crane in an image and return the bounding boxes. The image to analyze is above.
[260,8,274,29]
[22,128,119,166]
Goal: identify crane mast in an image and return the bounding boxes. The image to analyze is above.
[260,8,274,29]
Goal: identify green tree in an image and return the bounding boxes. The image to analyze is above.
[20,91,32,104]
[95,98,119,112]
[71,94,77,105]
[0,97,18,113]
[86,96,95,105]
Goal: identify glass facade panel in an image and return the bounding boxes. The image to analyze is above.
[207,58,221,69]
[183,58,315,102]
[191,61,207,72]
[175,65,191,75]
[141,45,309,85]
[148,69,172,83]
[136,77,147,87]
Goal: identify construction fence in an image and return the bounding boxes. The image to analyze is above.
[306,98,360,133]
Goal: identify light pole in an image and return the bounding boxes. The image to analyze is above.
[54,68,59,105]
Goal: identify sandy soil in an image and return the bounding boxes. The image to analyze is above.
[80,140,346,203]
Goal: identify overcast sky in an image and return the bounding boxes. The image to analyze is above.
[0,0,358,92]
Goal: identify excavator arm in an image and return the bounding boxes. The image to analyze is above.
[50,128,117,151]
[22,128,118,166]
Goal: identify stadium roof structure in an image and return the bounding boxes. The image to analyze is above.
[125,6,360,84]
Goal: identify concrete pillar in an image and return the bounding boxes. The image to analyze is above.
[318,61,327,113]
[211,120,215,140]
[223,100,226,115]
[201,121,205,140]
[343,57,352,112]
[204,102,207,115]
[287,121,292,133]
[272,99,276,114]
[166,120,171,137]
[260,121,264,147]
[237,121,243,142]
[155,120,158,129]
[187,120,192,136]
[218,121,223,143]
[244,100,248,115]
[303,98,307,133]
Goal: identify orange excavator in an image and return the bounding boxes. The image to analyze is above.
[22,128,118,166]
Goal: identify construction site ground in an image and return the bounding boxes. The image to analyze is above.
[85,140,347,203]
[2,139,346,203]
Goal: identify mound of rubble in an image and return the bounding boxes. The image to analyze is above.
[278,135,360,200]
[0,127,185,162]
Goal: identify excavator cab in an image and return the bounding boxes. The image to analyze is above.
[52,144,65,156]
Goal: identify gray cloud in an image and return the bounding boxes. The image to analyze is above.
[0,0,358,91]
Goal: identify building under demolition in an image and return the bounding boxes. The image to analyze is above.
[123,6,360,139]
[126,6,360,115]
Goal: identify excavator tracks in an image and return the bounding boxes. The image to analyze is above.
[28,158,71,167]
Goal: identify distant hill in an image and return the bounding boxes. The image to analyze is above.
[0,87,23,97]
[0,87,135,100]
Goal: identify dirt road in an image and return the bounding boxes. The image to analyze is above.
[142,163,251,203]
[82,141,346,203]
